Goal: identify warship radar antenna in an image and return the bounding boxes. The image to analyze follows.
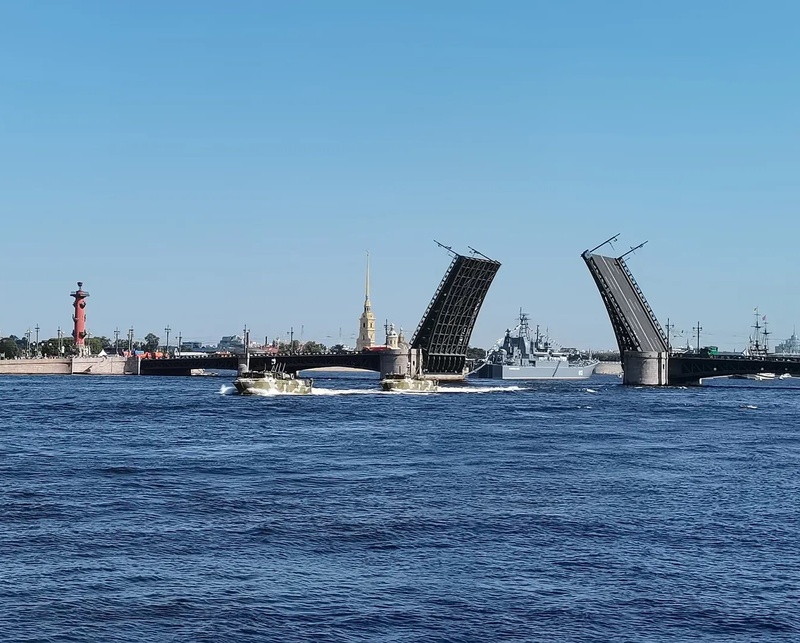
[583,233,620,257]
[618,240,648,260]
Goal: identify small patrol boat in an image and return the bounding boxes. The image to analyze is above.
[234,368,313,395]
[233,330,313,395]
[379,372,438,392]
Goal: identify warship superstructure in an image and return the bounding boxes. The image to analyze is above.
[474,311,598,380]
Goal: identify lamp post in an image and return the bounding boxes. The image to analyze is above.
[165,326,171,356]
[34,324,40,358]
[177,332,182,356]
[114,328,120,355]
[128,327,134,353]
[57,327,64,355]
[25,328,31,358]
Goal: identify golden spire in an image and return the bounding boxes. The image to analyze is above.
[365,250,371,307]
[356,250,376,351]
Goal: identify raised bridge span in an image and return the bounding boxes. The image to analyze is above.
[141,247,500,379]
[583,238,800,385]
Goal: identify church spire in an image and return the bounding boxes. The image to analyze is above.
[356,250,376,351]
[365,251,371,308]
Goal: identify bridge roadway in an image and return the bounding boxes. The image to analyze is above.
[669,353,800,384]
[589,254,667,353]
[140,352,382,376]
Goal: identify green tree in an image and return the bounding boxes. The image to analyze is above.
[0,337,19,359]
[144,333,160,352]
[86,337,105,355]
[329,344,350,354]
[277,340,301,353]
[301,341,327,354]
[466,346,486,360]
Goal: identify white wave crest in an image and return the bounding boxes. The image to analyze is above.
[439,385,523,394]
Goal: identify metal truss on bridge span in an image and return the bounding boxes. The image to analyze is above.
[411,248,501,375]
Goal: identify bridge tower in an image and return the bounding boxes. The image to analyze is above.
[70,281,91,357]
[582,240,669,385]
[356,252,376,351]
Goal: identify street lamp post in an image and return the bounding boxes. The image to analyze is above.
[128,327,134,353]
[25,328,31,358]
[57,327,64,355]
[165,326,171,356]
[114,328,120,355]
[34,325,40,358]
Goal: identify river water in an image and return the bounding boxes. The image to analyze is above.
[2,373,799,642]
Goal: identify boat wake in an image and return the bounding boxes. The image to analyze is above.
[312,388,378,396]
[439,385,523,394]
[219,384,314,397]
[220,384,524,396]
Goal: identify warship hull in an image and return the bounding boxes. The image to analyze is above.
[473,361,598,380]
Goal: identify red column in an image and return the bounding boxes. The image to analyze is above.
[70,282,90,347]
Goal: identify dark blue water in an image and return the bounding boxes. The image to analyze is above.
[2,373,799,642]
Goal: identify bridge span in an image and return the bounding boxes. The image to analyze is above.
[141,245,500,379]
[669,354,800,385]
[583,238,800,385]
[139,352,382,376]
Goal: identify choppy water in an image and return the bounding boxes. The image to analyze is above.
[2,373,799,642]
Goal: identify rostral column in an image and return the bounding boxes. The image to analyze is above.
[70,281,90,356]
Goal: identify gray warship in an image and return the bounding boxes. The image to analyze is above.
[473,311,599,380]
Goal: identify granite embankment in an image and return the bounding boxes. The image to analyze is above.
[0,356,138,375]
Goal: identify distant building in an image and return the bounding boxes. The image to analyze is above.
[218,335,244,351]
[356,252,376,351]
[775,331,800,355]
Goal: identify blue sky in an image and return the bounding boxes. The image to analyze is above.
[2,1,798,351]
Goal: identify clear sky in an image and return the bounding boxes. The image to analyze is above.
[2,1,799,351]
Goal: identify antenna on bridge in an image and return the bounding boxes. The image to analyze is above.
[467,246,493,261]
[433,240,457,257]
[618,240,648,260]
[584,233,620,256]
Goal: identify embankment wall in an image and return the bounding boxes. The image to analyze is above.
[0,359,71,375]
[0,357,138,376]
[595,361,623,376]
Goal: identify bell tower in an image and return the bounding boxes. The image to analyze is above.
[356,252,376,351]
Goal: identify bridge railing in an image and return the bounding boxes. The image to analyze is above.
[583,253,644,354]
[618,257,668,349]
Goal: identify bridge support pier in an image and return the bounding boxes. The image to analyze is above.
[623,351,669,386]
[379,348,410,379]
